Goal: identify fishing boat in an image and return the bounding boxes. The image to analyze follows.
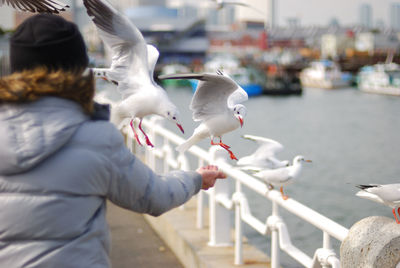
[300,60,351,89]
[262,64,302,95]
[197,55,263,97]
[357,63,400,96]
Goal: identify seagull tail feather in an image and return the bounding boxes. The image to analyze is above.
[176,135,202,153]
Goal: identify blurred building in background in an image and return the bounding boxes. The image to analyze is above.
[390,3,400,30]
[359,3,372,29]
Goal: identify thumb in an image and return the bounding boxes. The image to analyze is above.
[217,171,227,179]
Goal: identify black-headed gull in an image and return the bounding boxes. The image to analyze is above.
[356,184,400,224]
[83,0,184,147]
[211,0,256,10]
[253,155,311,200]
[210,0,266,16]
[237,135,289,171]
[1,0,68,13]
[159,70,248,160]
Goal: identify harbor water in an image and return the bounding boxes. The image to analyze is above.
[98,81,400,267]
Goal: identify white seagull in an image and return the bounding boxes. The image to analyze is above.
[253,155,311,200]
[83,0,184,147]
[356,184,400,224]
[210,0,266,16]
[1,0,69,13]
[237,135,289,171]
[159,70,248,160]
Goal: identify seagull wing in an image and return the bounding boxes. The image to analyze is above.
[1,0,69,13]
[360,184,400,204]
[84,0,151,95]
[147,44,160,83]
[255,167,291,185]
[243,135,284,158]
[159,71,244,121]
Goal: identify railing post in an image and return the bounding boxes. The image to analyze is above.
[234,181,243,265]
[208,147,232,246]
[271,201,280,268]
[197,159,205,229]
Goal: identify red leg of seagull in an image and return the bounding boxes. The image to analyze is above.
[280,187,289,200]
[210,138,237,160]
[130,119,142,146]
[138,119,154,148]
[393,208,400,224]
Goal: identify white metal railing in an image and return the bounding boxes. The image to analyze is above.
[124,116,349,268]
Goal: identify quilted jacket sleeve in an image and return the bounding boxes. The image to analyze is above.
[105,127,202,216]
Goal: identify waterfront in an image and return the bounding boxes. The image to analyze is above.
[99,82,400,267]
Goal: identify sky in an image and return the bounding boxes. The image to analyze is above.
[274,0,400,27]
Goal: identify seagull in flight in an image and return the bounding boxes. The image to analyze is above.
[253,155,311,200]
[211,0,253,10]
[356,184,400,224]
[83,0,184,147]
[1,0,69,13]
[210,0,266,17]
[237,135,289,171]
[159,70,248,160]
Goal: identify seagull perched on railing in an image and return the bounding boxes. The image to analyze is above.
[159,70,248,160]
[253,155,311,200]
[1,0,69,13]
[237,135,289,171]
[83,0,184,147]
[356,184,400,224]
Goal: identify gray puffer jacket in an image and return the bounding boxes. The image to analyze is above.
[0,97,201,268]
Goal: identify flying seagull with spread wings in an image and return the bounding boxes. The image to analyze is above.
[159,70,248,160]
[83,0,184,147]
[1,0,69,13]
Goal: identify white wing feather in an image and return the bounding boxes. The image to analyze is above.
[84,0,152,96]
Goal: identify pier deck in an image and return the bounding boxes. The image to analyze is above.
[106,198,270,268]
[106,201,183,268]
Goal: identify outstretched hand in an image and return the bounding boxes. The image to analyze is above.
[196,165,227,190]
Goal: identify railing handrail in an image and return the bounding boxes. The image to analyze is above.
[123,116,349,268]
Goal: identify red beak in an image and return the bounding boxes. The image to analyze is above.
[238,116,243,127]
[177,123,184,134]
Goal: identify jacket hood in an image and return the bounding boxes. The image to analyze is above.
[0,69,94,175]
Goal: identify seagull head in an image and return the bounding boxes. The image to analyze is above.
[293,155,312,164]
[233,104,246,128]
[164,108,184,134]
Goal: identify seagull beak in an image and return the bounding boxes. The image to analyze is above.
[305,160,312,163]
[238,116,244,128]
[177,123,184,134]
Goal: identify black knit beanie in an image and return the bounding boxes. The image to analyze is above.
[10,14,89,73]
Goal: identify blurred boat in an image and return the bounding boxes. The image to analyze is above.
[357,63,400,96]
[262,64,302,95]
[300,60,351,89]
[199,55,263,97]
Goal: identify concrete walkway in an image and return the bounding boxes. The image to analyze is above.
[107,198,270,268]
[106,202,183,268]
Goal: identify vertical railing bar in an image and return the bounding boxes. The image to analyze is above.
[197,158,205,229]
[234,180,243,265]
[271,201,280,268]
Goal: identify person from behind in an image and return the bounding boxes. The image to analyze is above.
[0,14,226,268]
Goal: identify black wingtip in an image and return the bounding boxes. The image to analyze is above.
[356,184,376,190]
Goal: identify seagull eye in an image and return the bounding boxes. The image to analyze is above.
[173,116,176,120]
